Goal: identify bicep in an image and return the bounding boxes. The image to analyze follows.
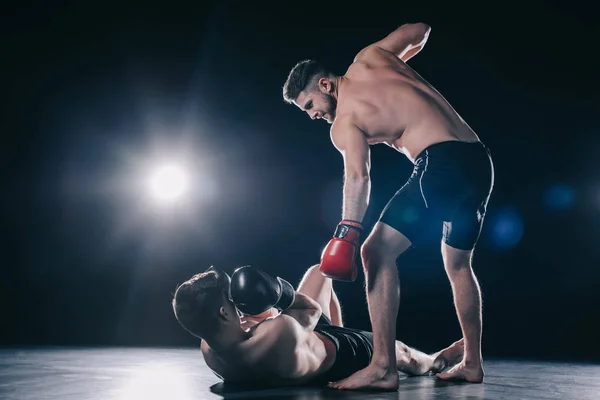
[331,123,370,178]
[283,308,321,331]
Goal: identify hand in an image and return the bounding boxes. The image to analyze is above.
[319,220,363,282]
[230,266,295,315]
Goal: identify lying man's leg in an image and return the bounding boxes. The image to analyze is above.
[395,339,465,376]
[329,289,343,327]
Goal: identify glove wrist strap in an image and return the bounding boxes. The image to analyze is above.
[340,219,363,230]
[334,220,362,240]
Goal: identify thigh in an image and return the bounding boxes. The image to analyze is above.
[441,159,494,251]
[425,142,494,250]
[296,265,333,320]
[442,200,487,251]
[378,173,442,248]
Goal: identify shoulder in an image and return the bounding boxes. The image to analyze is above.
[241,315,303,364]
[330,117,364,150]
[200,339,211,356]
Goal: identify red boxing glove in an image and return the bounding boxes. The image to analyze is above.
[320,220,363,282]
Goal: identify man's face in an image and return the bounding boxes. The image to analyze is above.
[218,294,244,333]
[295,87,337,124]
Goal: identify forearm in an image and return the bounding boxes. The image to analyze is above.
[241,307,278,320]
[287,291,321,312]
[400,45,422,62]
[342,175,371,222]
[240,308,278,330]
[397,23,431,62]
[283,291,322,330]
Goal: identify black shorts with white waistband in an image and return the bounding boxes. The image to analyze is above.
[379,140,494,250]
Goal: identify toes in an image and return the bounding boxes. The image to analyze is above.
[436,371,452,380]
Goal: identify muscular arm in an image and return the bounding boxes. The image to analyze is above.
[357,22,431,63]
[240,308,279,329]
[331,120,371,223]
[282,291,322,332]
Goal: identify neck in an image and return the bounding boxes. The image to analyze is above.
[332,76,343,100]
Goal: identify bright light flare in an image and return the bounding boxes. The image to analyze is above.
[148,164,189,202]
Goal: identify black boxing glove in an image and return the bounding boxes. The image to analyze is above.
[230,266,295,316]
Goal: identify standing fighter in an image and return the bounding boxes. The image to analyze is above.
[283,22,494,390]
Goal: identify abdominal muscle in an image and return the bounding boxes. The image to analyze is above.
[267,332,337,385]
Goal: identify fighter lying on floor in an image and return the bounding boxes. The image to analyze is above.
[172,264,464,387]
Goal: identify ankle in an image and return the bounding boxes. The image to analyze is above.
[463,357,483,368]
[372,356,396,372]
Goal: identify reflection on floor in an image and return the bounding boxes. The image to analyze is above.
[1,347,598,400]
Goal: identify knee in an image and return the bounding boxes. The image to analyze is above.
[443,256,472,274]
[307,264,321,274]
[360,240,392,269]
[303,264,324,281]
[395,342,411,364]
[442,245,473,273]
[444,258,473,277]
[445,262,471,275]
[360,241,378,266]
[361,223,411,268]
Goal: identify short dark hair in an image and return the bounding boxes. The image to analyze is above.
[282,59,333,103]
[172,270,227,339]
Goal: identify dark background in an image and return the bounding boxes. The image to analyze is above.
[2,1,599,362]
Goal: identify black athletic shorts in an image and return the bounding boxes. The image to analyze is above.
[379,140,494,250]
[310,315,374,384]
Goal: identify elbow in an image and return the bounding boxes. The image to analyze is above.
[422,24,431,42]
[418,22,431,32]
[413,22,431,45]
[308,307,322,328]
[409,22,430,32]
[402,22,431,45]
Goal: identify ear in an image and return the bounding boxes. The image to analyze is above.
[219,306,229,321]
[318,77,333,93]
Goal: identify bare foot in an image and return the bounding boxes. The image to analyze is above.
[436,360,484,383]
[328,364,399,391]
[430,338,465,373]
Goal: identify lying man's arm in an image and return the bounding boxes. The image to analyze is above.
[282,291,322,332]
[240,308,279,329]
[230,266,323,332]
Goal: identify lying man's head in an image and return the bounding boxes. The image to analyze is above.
[172,269,240,340]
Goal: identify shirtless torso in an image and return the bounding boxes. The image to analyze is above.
[333,46,480,163]
[201,313,336,386]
